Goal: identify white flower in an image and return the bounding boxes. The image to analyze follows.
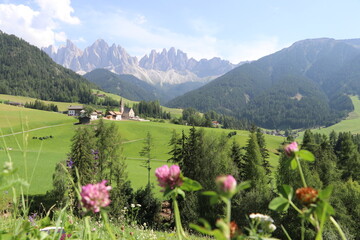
[268,224,276,232]
[131,204,135,208]
[249,213,273,223]
[136,204,142,207]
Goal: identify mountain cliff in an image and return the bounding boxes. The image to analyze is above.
[43,40,236,85]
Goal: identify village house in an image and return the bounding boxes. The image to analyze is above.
[107,111,122,120]
[90,110,103,120]
[68,106,84,116]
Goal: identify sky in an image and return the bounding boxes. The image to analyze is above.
[1,0,360,63]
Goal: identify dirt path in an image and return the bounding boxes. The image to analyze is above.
[122,138,145,144]
[0,123,69,138]
[126,157,166,162]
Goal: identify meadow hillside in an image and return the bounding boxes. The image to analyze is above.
[0,103,283,195]
[297,95,360,137]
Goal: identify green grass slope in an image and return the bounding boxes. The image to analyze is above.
[301,95,360,136]
[0,94,81,112]
[0,104,284,195]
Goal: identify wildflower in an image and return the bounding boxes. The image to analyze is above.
[131,203,135,208]
[136,203,141,207]
[3,161,13,173]
[267,224,276,232]
[28,213,37,226]
[230,221,241,238]
[155,165,182,190]
[80,180,112,213]
[216,175,237,194]
[249,213,274,223]
[284,142,299,157]
[66,158,74,168]
[60,234,72,240]
[296,187,318,205]
[249,213,276,234]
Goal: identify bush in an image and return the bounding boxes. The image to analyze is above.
[133,185,161,228]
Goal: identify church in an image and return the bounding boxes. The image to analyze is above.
[107,98,135,120]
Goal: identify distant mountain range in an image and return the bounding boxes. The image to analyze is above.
[167,38,360,129]
[43,39,236,86]
[83,68,208,103]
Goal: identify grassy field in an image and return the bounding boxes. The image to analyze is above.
[0,103,285,196]
[297,95,360,137]
[0,94,81,112]
[93,90,183,118]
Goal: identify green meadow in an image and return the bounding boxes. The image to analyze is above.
[298,95,360,137]
[5,94,360,196]
[0,103,285,196]
[93,90,183,118]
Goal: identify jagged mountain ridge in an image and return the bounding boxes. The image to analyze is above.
[43,39,236,85]
[166,38,360,129]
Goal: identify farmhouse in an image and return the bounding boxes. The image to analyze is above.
[107,111,122,120]
[68,106,84,116]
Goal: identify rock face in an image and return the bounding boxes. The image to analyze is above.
[43,39,236,85]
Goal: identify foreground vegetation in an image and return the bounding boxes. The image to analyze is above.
[1,96,360,239]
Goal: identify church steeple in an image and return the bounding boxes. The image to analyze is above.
[120,98,124,113]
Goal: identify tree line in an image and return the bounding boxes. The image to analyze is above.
[24,100,58,112]
[132,100,171,119]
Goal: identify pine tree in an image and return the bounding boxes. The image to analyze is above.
[95,119,110,180]
[256,128,271,177]
[334,132,360,181]
[70,127,96,185]
[168,130,185,165]
[315,139,340,185]
[139,132,153,186]
[243,132,268,188]
[229,140,245,181]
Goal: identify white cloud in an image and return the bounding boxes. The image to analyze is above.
[35,0,80,24]
[135,14,147,25]
[93,11,283,63]
[0,0,79,48]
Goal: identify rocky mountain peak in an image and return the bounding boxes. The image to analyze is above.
[43,39,236,84]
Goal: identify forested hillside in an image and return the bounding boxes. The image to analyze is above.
[167,38,359,129]
[84,69,165,101]
[0,31,97,103]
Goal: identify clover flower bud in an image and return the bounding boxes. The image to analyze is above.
[81,180,112,213]
[216,175,237,193]
[155,165,182,190]
[284,142,299,157]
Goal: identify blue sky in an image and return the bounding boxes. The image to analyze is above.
[1,0,360,63]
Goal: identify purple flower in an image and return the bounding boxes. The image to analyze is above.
[66,158,74,168]
[91,149,99,160]
[155,165,182,190]
[284,142,299,157]
[80,180,112,213]
[216,175,237,193]
[28,213,37,226]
